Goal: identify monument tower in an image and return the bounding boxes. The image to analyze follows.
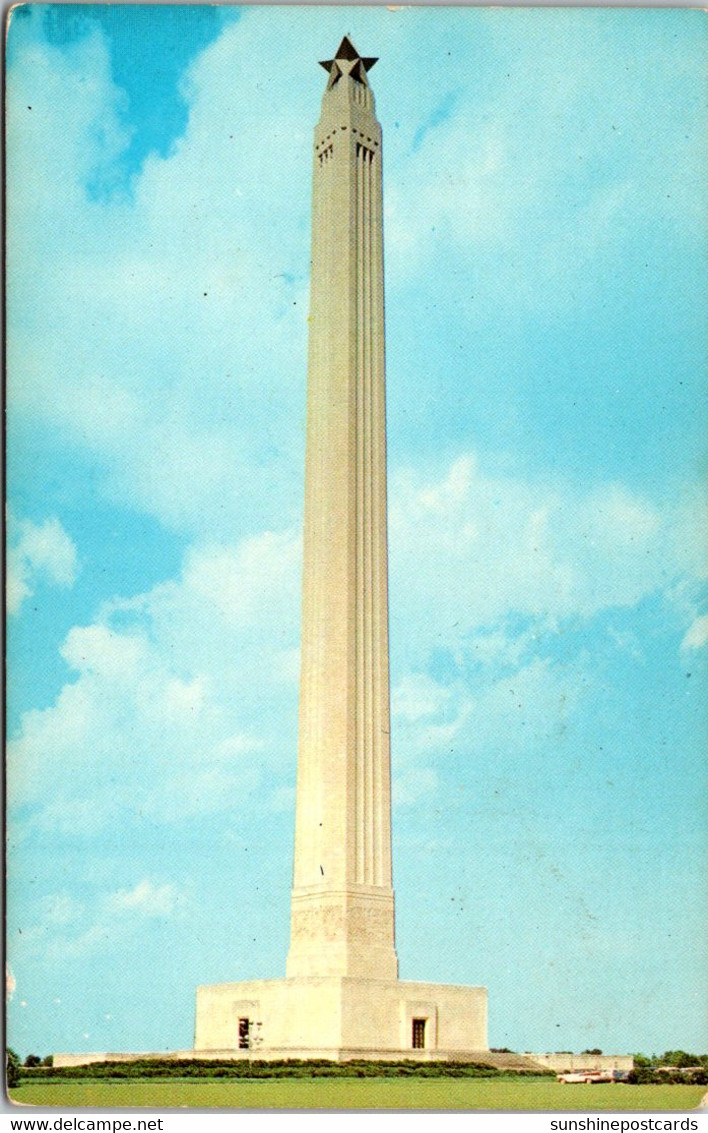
[288,35,397,985]
[194,37,488,1059]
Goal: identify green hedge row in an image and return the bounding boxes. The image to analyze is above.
[20,1058,553,1081]
[628,1067,708,1086]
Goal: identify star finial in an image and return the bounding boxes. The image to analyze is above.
[319,35,377,88]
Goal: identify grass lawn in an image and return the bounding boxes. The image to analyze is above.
[8,1077,706,1110]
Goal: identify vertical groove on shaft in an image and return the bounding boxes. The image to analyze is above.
[365,146,375,886]
[352,142,388,888]
[369,147,381,888]
[355,140,366,885]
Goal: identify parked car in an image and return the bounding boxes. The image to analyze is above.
[557,1069,628,1084]
[557,1070,604,1084]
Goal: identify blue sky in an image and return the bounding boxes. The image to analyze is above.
[6,5,707,1060]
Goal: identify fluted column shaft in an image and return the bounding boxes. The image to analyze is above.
[287,62,398,981]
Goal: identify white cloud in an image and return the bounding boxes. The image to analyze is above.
[42,894,85,927]
[181,533,300,628]
[7,516,78,616]
[14,879,188,964]
[6,18,311,540]
[386,455,703,790]
[104,880,182,918]
[384,10,704,306]
[7,529,300,830]
[17,11,698,547]
[392,673,451,723]
[681,615,708,652]
[467,655,581,753]
[61,623,146,679]
[389,454,698,658]
[394,654,583,774]
[466,624,544,670]
[48,924,110,962]
[7,11,704,556]
[8,451,700,838]
[393,767,438,808]
[384,446,701,780]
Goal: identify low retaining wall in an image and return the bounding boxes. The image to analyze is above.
[54,1050,239,1068]
[54,1048,542,1070]
[523,1053,634,1073]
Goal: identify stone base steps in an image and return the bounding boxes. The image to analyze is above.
[459,1051,549,1073]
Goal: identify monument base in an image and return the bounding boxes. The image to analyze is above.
[194,976,487,1057]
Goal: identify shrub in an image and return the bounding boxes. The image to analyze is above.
[627,1067,656,1084]
[632,1054,652,1068]
[6,1050,21,1089]
[662,1051,699,1068]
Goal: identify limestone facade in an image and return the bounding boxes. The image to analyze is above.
[194,977,487,1057]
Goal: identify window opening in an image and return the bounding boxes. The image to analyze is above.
[238,1017,251,1049]
[412,1017,426,1049]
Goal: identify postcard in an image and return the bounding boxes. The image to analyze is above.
[5,3,707,1113]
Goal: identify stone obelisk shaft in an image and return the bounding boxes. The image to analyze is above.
[287,44,398,981]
